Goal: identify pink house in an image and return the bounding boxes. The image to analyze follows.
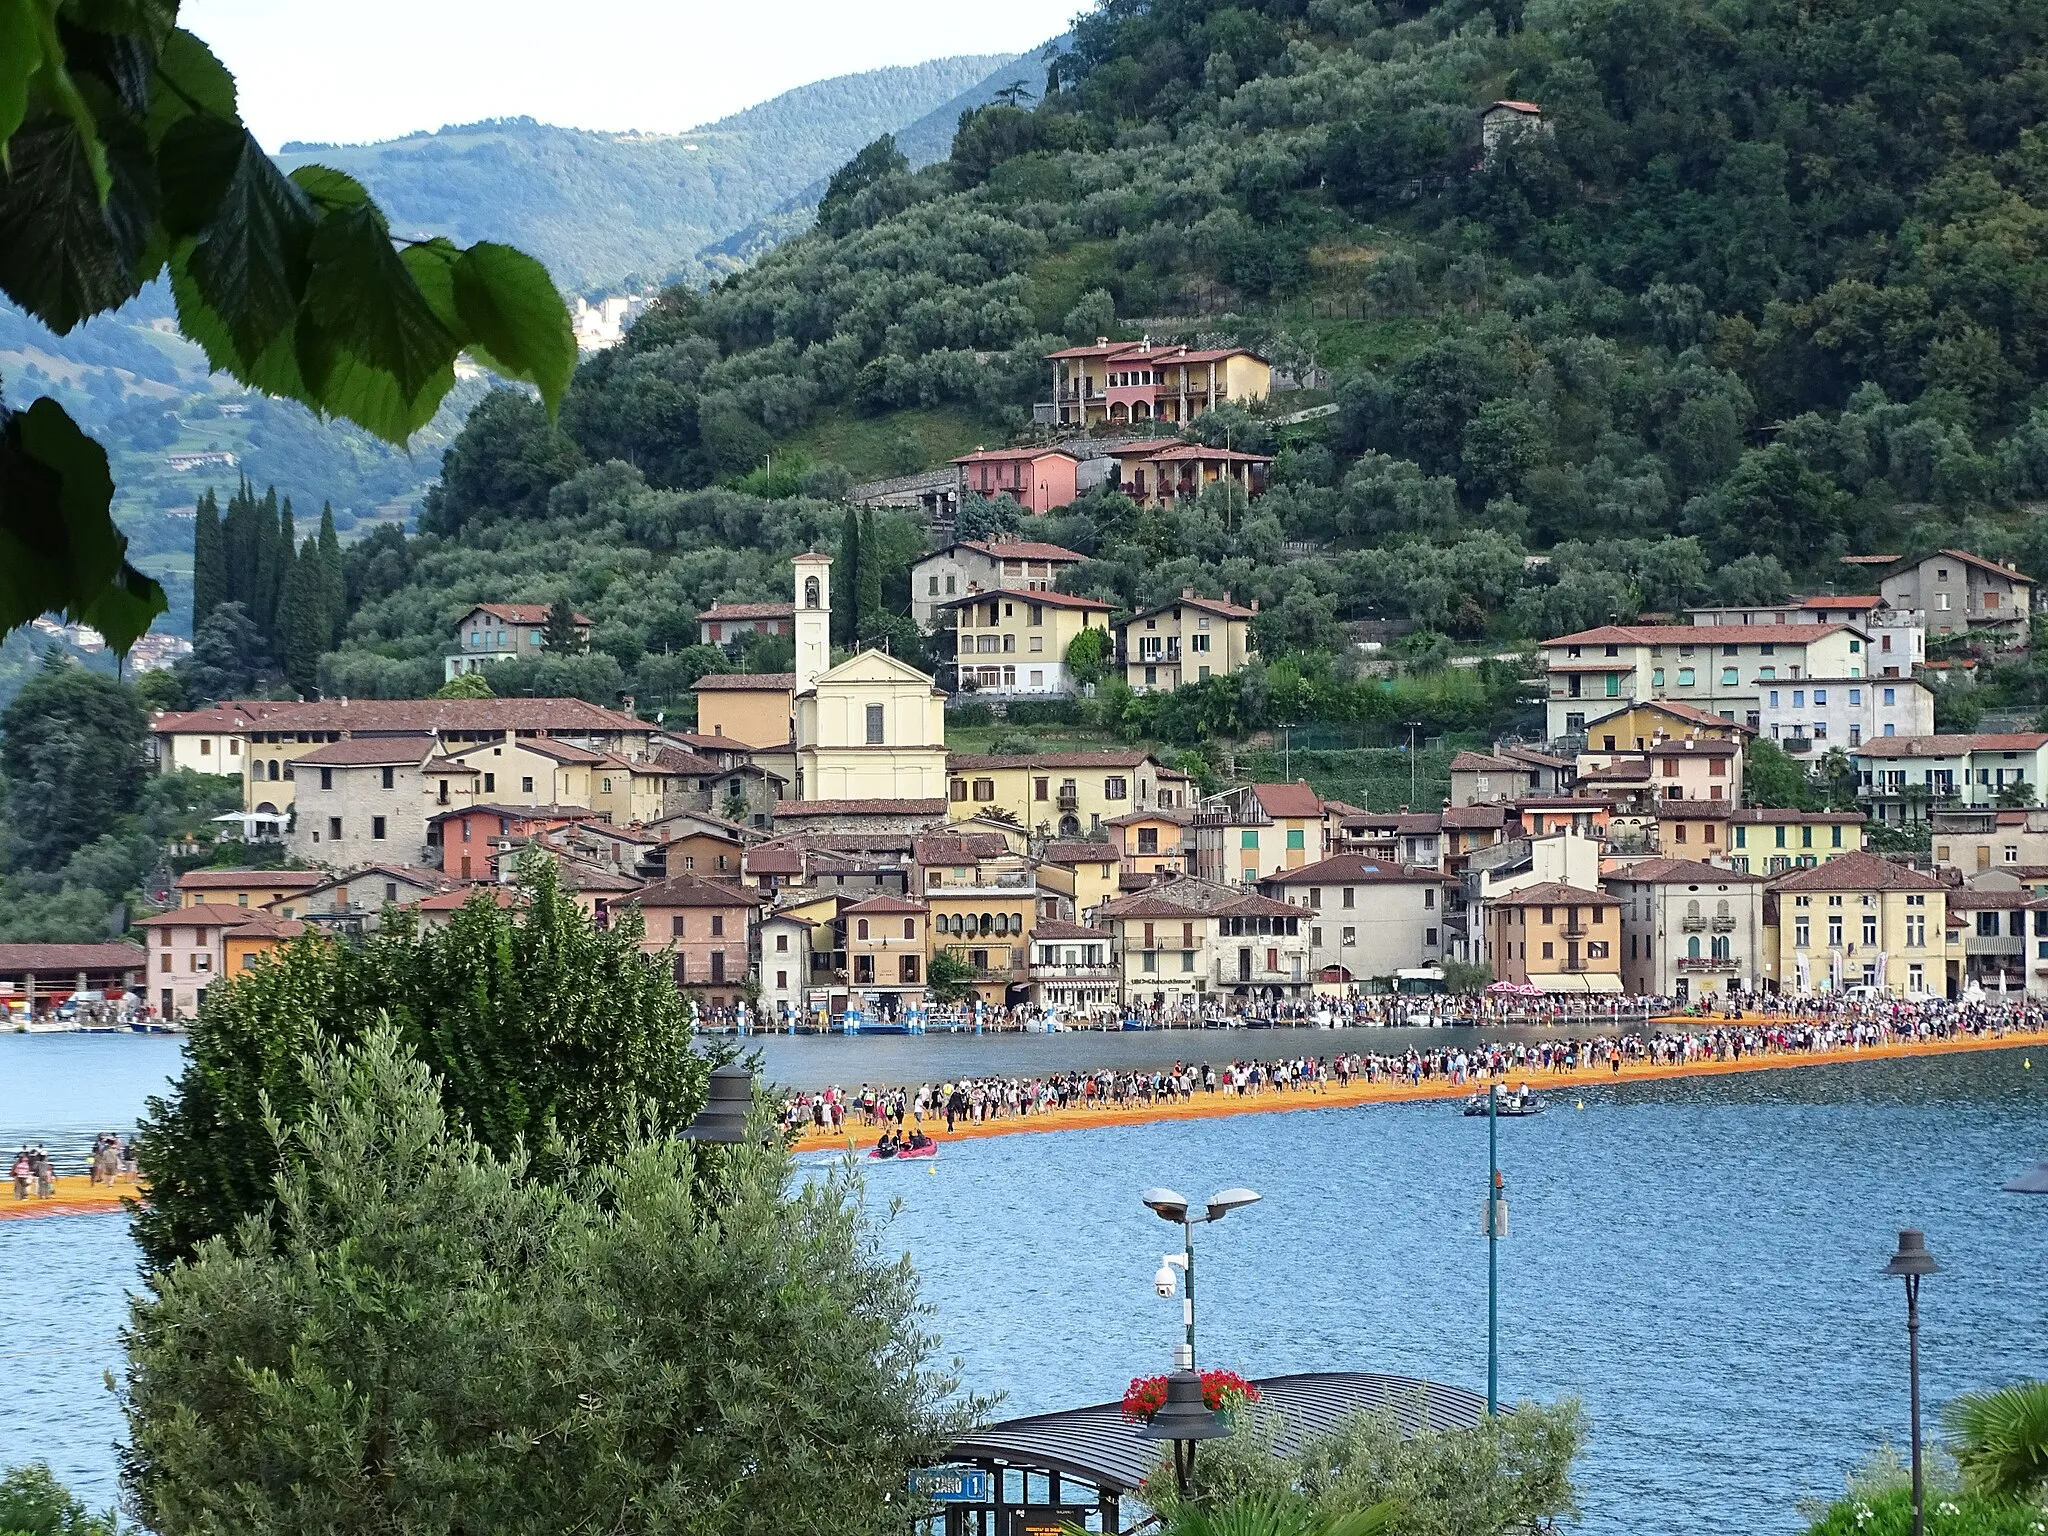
[952,447,1080,514]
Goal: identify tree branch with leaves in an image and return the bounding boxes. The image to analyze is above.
[0,5,574,650]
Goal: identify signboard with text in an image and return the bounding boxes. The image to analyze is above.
[1006,1508,1093,1535]
[909,1467,991,1504]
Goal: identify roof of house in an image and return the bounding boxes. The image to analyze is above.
[176,868,324,890]
[1801,595,1886,611]
[1123,590,1258,622]
[545,861,643,893]
[772,798,949,818]
[1578,760,1654,783]
[137,903,269,928]
[1607,858,1762,885]
[1250,781,1324,818]
[843,893,927,915]
[744,845,806,874]
[694,672,796,692]
[697,601,794,621]
[631,874,757,907]
[1855,733,2048,759]
[222,911,308,939]
[1489,881,1620,907]
[1646,738,1741,757]
[1766,851,1943,891]
[1730,807,1866,824]
[1262,855,1453,885]
[1947,888,2033,909]
[1104,807,1192,828]
[462,601,591,625]
[150,701,297,733]
[1927,548,2034,584]
[1096,881,1299,921]
[1041,840,1121,865]
[428,803,605,825]
[937,589,1114,612]
[293,738,435,768]
[1545,623,1851,647]
[302,862,455,894]
[914,833,1013,864]
[949,750,1159,771]
[1582,698,1755,734]
[1450,751,1521,774]
[0,943,145,971]
[215,697,645,735]
[952,445,1082,466]
[1035,919,1111,940]
[417,885,525,912]
[921,538,1088,565]
[1442,804,1510,829]
[1141,443,1274,465]
[1489,98,1542,113]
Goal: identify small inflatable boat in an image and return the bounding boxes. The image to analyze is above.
[1463,1090,1545,1117]
[868,1139,939,1161]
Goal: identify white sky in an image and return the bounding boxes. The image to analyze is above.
[185,0,1083,149]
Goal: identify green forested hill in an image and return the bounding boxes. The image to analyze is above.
[307,0,2048,734]
[271,55,1015,291]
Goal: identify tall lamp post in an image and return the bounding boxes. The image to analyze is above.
[1141,1186,1261,1493]
[1883,1229,1940,1536]
[1484,1083,1509,1415]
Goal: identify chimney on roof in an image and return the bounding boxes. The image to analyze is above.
[1181,587,1195,599]
[1250,599,1259,613]
[1096,336,1107,345]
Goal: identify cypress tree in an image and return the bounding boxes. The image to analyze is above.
[191,489,224,634]
[855,507,882,640]
[279,538,328,698]
[317,502,346,646]
[221,477,254,612]
[834,509,860,648]
[541,596,584,654]
[252,486,285,652]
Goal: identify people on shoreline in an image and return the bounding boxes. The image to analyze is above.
[776,996,2045,1138]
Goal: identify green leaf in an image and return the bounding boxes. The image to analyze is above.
[186,128,316,368]
[156,110,243,236]
[453,241,575,415]
[399,236,463,333]
[168,237,314,404]
[288,163,378,221]
[0,0,47,157]
[301,202,459,409]
[145,28,236,146]
[295,312,454,441]
[0,397,167,652]
[0,112,149,331]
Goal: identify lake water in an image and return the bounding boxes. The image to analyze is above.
[3,1033,2046,1534]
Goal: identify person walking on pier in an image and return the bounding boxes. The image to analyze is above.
[10,1147,28,1201]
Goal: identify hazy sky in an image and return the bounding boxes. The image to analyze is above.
[185,0,1083,149]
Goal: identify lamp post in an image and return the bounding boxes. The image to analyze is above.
[1883,1228,1940,1536]
[682,1061,755,1143]
[1485,1083,1507,1415]
[1405,721,1422,808]
[1142,1186,1261,1494]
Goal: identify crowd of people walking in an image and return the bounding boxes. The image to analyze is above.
[776,995,2046,1137]
[8,1133,133,1201]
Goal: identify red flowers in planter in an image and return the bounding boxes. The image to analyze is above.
[1120,1368,1259,1421]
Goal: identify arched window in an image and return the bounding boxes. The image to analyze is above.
[1716,899,1731,917]
[804,576,820,608]
[1686,898,1701,918]
[267,759,279,781]
[979,913,993,937]
[1687,936,1701,959]
[903,918,916,940]
[856,918,869,940]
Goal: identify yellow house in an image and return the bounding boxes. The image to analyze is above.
[177,868,325,916]
[1191,782,1325,884]
[223,911,309,973]
[694,673,796,749]
[1578,699,1754,759]
[945,589,1113,699]
[1762,851,1953,996]
[1109,809,1191,878]
[446,736,603,808]
[947,750,1172,839]
[926,877,1037,1007]
[590,753,680,825]
[1119,590,1257,693]
[1728,810,1866,873]
[1041,841,1122,918]
[1045,340,1271,429]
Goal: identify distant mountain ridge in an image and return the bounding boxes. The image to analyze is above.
[700,42,1064,268]
[271,54,1015,291]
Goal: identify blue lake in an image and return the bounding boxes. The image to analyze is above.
[3,1033,2046,1534]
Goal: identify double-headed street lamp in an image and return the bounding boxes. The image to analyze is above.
[682,1061,756,1143]
[1882,1228,1940,1536]
[1140,1186,1261,1494]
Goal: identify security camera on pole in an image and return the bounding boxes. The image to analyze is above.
[1138,1185,1261,1493]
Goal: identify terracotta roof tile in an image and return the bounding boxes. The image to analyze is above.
[694,672,795,691]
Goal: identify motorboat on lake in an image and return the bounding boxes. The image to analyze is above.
[1463,1085,1545,1117]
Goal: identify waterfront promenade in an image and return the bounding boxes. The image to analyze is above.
[782,1025,2047,1152]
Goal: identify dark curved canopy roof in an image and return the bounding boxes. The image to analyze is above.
[943,1371,1489,1495]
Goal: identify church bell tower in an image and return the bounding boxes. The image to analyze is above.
[792,552,832,696]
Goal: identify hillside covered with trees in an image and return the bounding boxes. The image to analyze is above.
[297,0,2048,738]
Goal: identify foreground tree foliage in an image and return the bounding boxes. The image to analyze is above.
[131,857,708,1271]
[0,1462,118,1536]
[1150,1397,1585,1536]
[123,1027,969,1536]
[1944,1381,2048,1503]
[0,3,573,649]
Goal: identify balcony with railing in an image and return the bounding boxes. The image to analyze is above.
[1680,917,1707,933]
[1711,916,1736,932]
[1676,955,1741,972]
